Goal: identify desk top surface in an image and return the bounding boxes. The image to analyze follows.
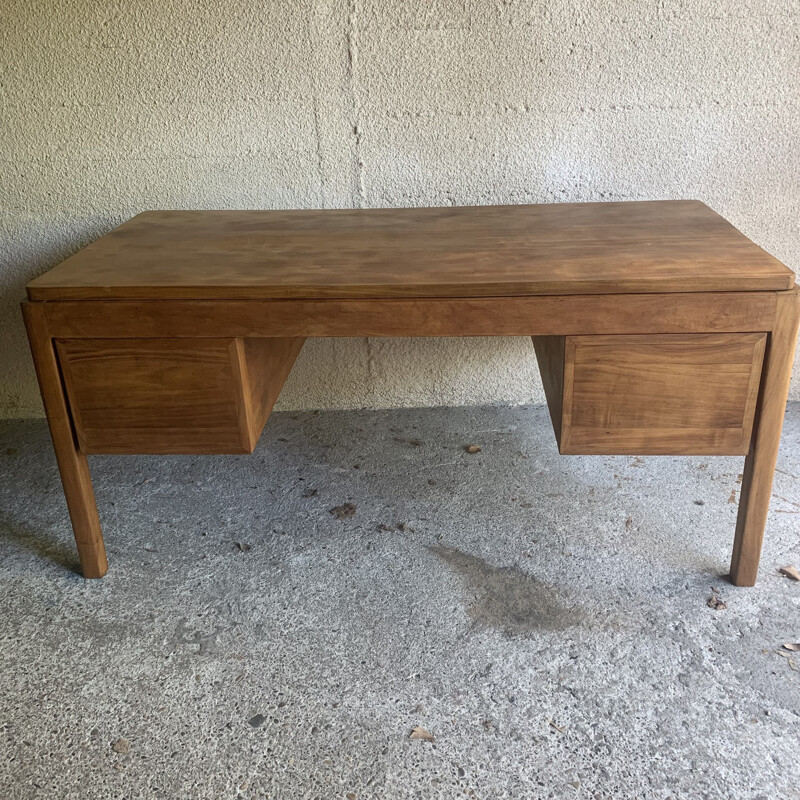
[27,200,795,301]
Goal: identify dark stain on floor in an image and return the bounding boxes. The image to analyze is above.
[430,544,583,635]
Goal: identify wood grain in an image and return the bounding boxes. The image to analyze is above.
[26,201,794,301]
[55,337,304,455]
[57,338,249,454]
[731,288,800,586]
[531,336,565,442]
[556,333,766,455]
[41,292,779,340]
[241,337,306,446]
[21,303,108,578]
[20,198,800,584]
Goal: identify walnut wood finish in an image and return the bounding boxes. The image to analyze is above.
[539,333,766,455]
[531,336,565,442]
[26,201,793,301]
[241,337,306,442]
[21,304,108,578]
[730,288,800,586]
[41,293,778,339]
[20,202,800,584]
[55,337,304,455]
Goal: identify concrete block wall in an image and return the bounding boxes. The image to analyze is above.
[2,0,799,417]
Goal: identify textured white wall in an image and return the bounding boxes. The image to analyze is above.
[2,0,799,417]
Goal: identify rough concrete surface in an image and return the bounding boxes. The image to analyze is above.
[2,404,800,799]
[2,1,800,418]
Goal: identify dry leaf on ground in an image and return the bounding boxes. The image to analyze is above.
[378,522,413,532]
[409,726,435,741]
[779,565,800,581]
[464,445,481,454]
[329,503,356,519]
[781,643,800,652]
[777,651,800,671]
[707,588,727,610]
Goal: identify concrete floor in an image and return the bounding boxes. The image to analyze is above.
[1,405,800,800]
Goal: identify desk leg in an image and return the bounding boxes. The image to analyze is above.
[730,289,800,586]
[22,303,108,578]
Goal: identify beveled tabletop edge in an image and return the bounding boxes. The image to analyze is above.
[26,282,799,305]
[25,200,797,301]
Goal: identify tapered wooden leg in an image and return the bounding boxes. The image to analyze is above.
[21,302,108,578]
[730,289,800,586]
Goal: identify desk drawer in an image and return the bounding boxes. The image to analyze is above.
[533,333,766,455]
[56,337,304,454]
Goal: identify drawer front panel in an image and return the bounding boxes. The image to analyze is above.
[57,338,249,454]
[561,333,766,455]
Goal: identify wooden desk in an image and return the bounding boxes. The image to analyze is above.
[22,201,799,585]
